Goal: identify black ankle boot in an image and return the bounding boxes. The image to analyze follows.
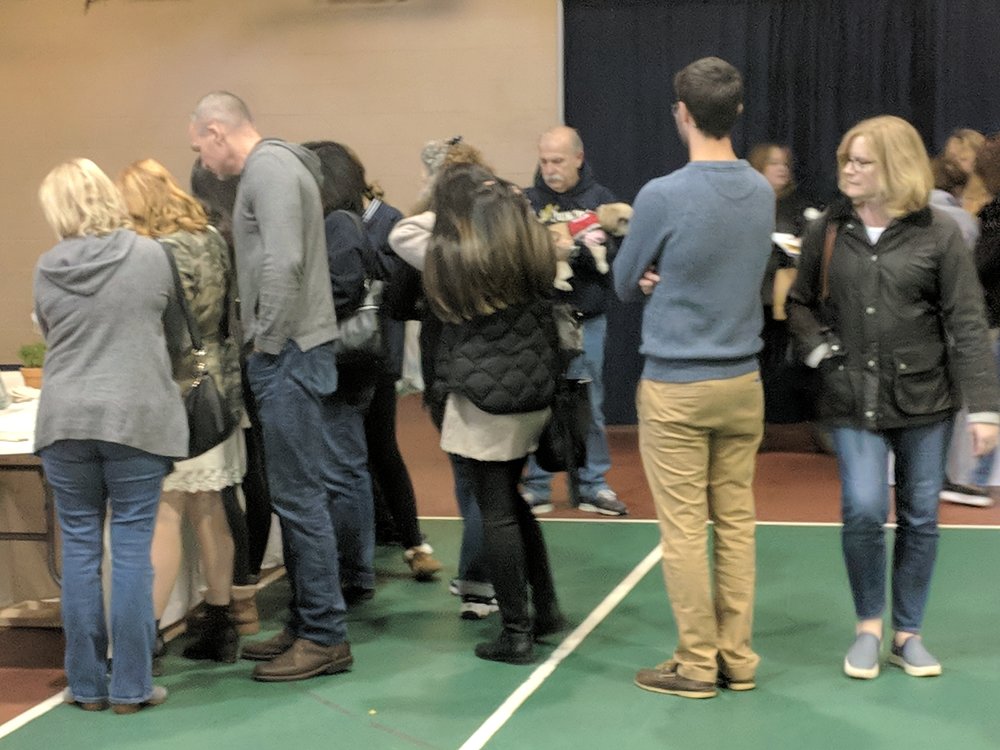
[152,621,165,677]
[182,604,239,663]
[533,611,568,640]
[475,629,535,665]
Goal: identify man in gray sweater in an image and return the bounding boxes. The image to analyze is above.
[189,92,352,682]
[613,58,773,699]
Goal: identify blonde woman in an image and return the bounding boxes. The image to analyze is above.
[118,158,245,667]
[788,116,999,680]
[35,158,186,713]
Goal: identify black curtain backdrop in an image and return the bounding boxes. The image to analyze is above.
[565,0,1000,424]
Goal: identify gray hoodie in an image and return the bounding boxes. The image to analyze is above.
[232,139,338,355]
[33,229,189,458]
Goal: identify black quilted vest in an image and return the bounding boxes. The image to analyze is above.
[433,298,557,415]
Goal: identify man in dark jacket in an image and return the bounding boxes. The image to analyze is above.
[520,126,628,517]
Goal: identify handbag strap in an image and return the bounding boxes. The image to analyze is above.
[820,221,838,301]
[159,242,210,386]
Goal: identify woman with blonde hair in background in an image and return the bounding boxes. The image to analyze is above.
[788,116,999,680]
[118,158,245,668]
[35,158,187,713]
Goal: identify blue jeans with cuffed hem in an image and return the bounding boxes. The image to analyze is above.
[522,314,612,499]
[831,419,950,633]
[245,342,348,645]
[41,440,172,705]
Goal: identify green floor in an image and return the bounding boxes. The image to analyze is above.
[3,520,998,750]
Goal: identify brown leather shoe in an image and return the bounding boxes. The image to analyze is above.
[241,628,296,662]
[251,639,353,682]
[634,662,717,699]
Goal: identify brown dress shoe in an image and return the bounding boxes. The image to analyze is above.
[251,639,353,682]
[241,628,296,662]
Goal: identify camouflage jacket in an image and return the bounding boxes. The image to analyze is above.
[161,227,244,425]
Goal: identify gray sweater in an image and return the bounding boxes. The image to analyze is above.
[613,160,774,383]
[233,139,338,355]
[33,229,189,457]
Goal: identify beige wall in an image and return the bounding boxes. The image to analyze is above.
[0,0,560,361]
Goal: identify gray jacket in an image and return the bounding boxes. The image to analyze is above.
[33,229,189,457]
[233,139,338,355]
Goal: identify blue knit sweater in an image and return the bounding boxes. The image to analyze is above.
[613,160,774,383]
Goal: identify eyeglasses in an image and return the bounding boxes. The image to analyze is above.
[843,156,877,170]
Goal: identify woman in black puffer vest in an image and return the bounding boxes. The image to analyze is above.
[424,166,565,664]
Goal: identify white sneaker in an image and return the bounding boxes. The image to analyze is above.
[460,595,499,620]
[940,481,993,507]
[521,491,554,515]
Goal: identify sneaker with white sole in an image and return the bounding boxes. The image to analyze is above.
[521,491,554,515]
[889,637,941,677]
[844,632,881,679]
[939,481,993,507]
[460,594,499,620]
[576,489,628,516]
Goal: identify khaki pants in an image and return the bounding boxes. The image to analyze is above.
[637,372,763,683]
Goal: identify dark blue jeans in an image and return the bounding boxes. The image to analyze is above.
[40,440,172,704]
[448,454,492,597]
[245,342,350,645]
[831,419,950,632]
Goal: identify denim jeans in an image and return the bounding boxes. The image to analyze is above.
[40,440,172,704]
[448,454,492,597]
[970,332,1000,485]
[831,419,950,632]
[523,313,612,499]
[324,387,375,592]
[245,342,348,645]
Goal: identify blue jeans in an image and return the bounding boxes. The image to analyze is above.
[245,342,348,645]
[448,454,492,597]
[40,440,172,705]
[523,314,612,499]
[831,420,950,633]
[971,333,1000,485]
[325,391,375,591]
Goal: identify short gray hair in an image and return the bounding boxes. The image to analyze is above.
[191,91,253,133]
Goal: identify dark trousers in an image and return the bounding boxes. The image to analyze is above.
[365,372,422,549]
[464,456,558,634]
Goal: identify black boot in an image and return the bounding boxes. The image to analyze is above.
[475,629,535,665]
[182,604,239,663]
[152,620,165,677]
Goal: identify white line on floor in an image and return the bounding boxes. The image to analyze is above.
[457,545,662,750]
[0,694,62,741]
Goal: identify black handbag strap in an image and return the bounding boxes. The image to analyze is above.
[159,240,204,352]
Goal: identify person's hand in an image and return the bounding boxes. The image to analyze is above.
[970,422,999,457]
[639,266,660,296]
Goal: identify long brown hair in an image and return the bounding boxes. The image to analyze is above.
[424,168,555,323]
[117,158,209,237]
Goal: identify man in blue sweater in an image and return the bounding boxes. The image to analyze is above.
[613,58,773,699]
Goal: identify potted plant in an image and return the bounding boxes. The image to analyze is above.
[18,341,46,389]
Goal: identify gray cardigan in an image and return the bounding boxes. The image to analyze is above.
[33,229,189,458]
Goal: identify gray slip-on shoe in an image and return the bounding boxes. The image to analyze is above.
[844,633,881,679]
[889,637,941,677]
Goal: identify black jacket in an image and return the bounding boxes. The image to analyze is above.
[787,196,998,430]
[429,298,557,418]
[525,163,618,318]
[974,197,1000,328]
